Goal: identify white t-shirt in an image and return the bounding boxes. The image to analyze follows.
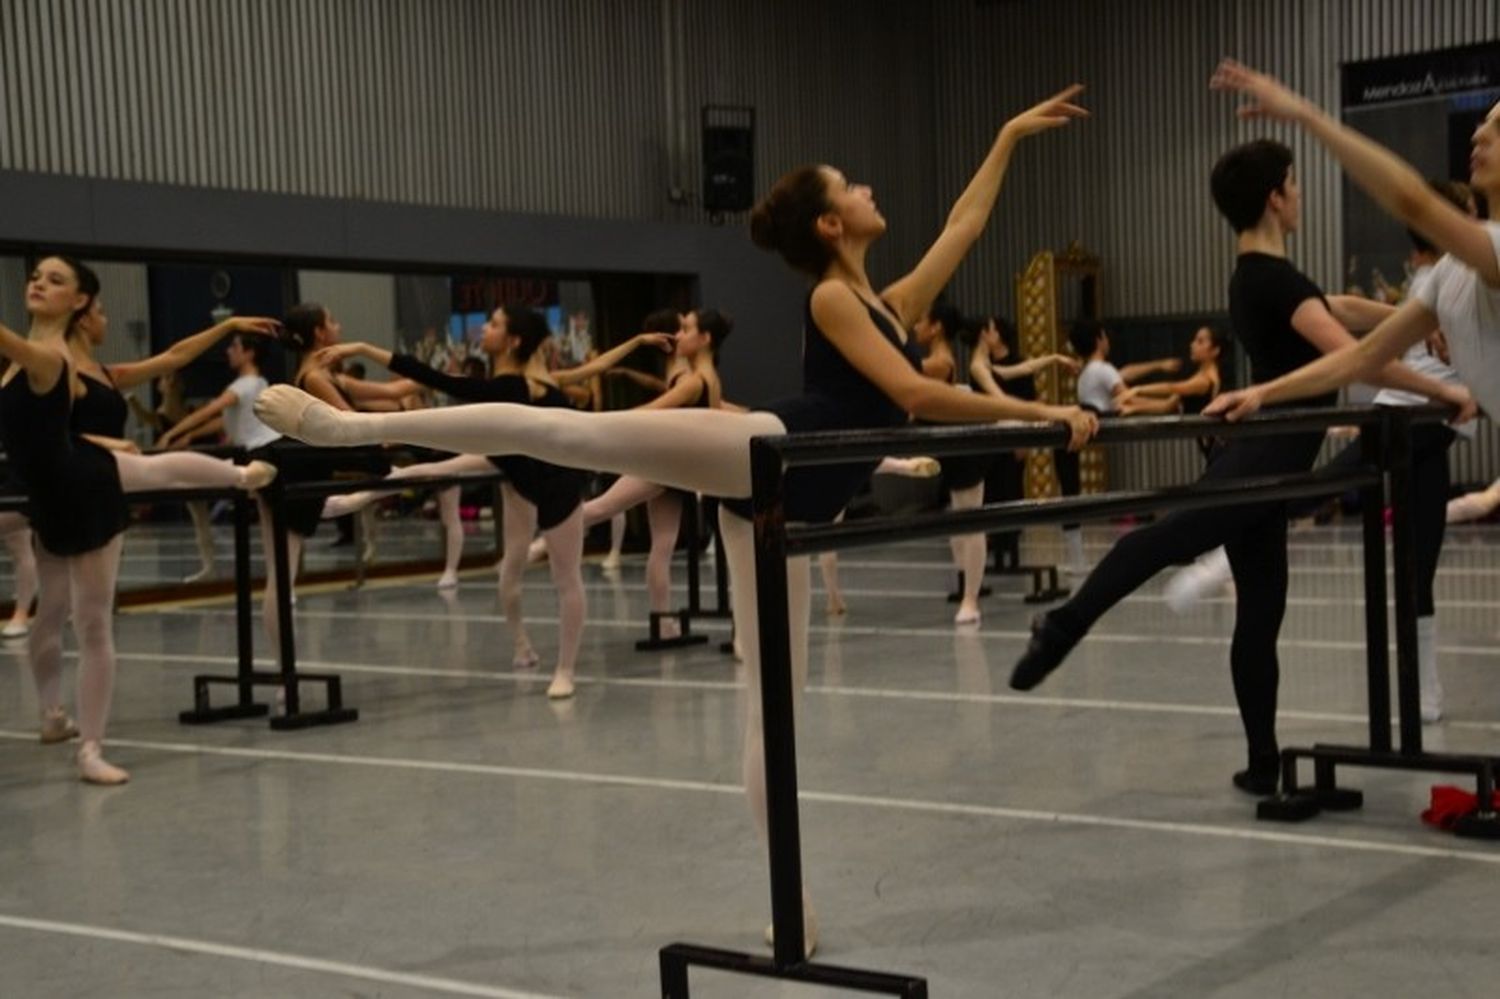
[1076,359,1122,414]
[1414,223,1500,424]
[1373,265,1475,439]
[224,374,280,449]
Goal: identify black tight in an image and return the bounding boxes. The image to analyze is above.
[1050,431,1326,763]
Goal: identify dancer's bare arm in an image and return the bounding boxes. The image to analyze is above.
[1326,295,1398,333]
[882,85,1089,327]
[1212,59,1499,285]
[109,317,280,390]
[159,388,238,448]
[554,333,675,386]
[0,323,66,391]
[1128,371,1215,399]
[991,353,1079,381]
[813,281,1097,449]
[635,373,705,411]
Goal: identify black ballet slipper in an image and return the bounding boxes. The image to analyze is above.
[1008,612,1082,691]
[1231,755,1281,797]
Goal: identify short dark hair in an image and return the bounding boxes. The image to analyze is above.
[1201,325,1230,354]
[231,331,264,364]
[281,303,328,352]
[1210,139,1294,233]
[925,301,964,342]
[1067,319,1104,357]
[750,165,833,278]
[640,309,681,334]
[694,308,733,354]
[502,305,550,361]
[1408,179,1474,254]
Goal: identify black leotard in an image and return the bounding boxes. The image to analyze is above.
[0,362,127,556]
[73,369,130,438]
[388,355,586,529]
[725,294,924,523]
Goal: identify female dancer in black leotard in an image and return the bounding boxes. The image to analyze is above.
[256,87,1099,953]
[321,311,672,698]
[1115,325,1227,415]
[0,258,276,784]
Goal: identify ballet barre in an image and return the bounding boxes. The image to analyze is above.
[660,404,1491,998]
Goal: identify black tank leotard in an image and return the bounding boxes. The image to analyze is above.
[73,369,130,437]
[387,355,586,529]
[0,362,127,556]
[725,294,923,523]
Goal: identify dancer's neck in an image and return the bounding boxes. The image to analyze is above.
[27,318,68,343]
[1237,219,1288,258]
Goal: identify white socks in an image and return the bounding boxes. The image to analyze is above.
[1417,616,1444,724]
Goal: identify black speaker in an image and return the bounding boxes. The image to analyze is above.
[702,106,755,213]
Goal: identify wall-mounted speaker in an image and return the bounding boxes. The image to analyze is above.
[702,105,755,214]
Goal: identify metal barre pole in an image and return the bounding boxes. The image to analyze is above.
[1358,417,1393,754]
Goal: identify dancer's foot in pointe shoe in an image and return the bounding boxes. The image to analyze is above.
[77,740,129,785]
[255,385,364,446]
[527,538,549,564]
[39,707,78,744]
[3,615,31,639]
[546,672,575,700]
[237,460,279,492]
[1009,612,1082,691]
[435,571,459,590]
[953,603,981,626]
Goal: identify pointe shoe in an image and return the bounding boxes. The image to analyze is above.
[513,647,542,670]
[1420,702,1444,724]
[1008,612,1081,691]
[527,538,549,564]
[39,708,78,744]
[546,674,575,700]
[953,605,981,626]
[77,741,129,785]
[238,459,279,492]
[600,551,623,571]
[1163,551,1234,614]
[254,385,360,445]
[2,618,29,638]
[435,571,459,590]
[764,896,819,960]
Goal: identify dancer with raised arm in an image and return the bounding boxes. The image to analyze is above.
[320,312,673,697]
[1011,130,1474,797]
[257,87,1099,954]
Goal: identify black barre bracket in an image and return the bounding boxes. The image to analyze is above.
[659,943,928,998]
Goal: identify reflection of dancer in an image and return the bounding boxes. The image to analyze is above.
[1203,63,1495,726]
[322,313,672,698]
[1012,134,1472,796]
[256,87,1098,955]
[2,258,276,784]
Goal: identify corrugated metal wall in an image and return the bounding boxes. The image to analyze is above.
[931,0,1499,318]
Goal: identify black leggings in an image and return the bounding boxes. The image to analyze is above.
[1288,422,1455,617]
[1050,430,1327,764]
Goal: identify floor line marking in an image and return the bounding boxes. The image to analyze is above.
[1,730,1495,867]
[156,604,1500,658]
[0,913,562,999]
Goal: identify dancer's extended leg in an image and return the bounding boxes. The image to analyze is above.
[256,389,785,497]
[112,450,275,493]
[583,476,666,528]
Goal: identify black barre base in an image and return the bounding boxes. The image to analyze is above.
[636,610,711,651]
[1256,743,1500,839]
[179,671,360,730]
[659,943,927,997]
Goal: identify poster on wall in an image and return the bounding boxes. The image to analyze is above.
[1341,42,1499,301]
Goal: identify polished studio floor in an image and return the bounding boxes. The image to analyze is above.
[2,517,1499,998]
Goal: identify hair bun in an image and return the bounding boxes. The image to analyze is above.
[749,199,779,251]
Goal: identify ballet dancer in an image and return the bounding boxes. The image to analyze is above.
[0,384,39,639]
[1,257,276,784]
[319,311,674,697]
[255,86,1098,954]
[1116,325,1228,416]
[1199,63,1498,723]
[1011,122,1475,795]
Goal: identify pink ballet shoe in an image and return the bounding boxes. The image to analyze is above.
[546,674,575,700]
[435,571,459,589]
[953,606,981,626]
[254,385,362,446]
[77,741,129,785]
[238,460,279,492]
[39,707,78,744]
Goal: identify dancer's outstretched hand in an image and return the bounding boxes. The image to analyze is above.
[1003,84,1089,140]
[313,342,364,368]
[1210,59,1310,122]
[225,316,282,339]
[1203,386,1265,422]
[1053,405,1099,451]
[634,332,677,353]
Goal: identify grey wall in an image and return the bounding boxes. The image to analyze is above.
[929,0,1500,319]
